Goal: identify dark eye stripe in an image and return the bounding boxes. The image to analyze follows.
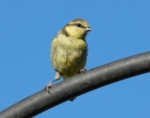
[74,23,85,28]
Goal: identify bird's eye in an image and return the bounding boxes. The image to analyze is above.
[75,23,82,27]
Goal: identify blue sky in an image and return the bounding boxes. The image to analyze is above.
[0,0,150,118]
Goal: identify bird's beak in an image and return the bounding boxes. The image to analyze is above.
[85,27,92,32]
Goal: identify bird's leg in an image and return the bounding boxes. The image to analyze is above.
[44,72,61,93]
[79,67,86,73]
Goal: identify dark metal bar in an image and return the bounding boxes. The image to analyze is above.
[0,51,150,118]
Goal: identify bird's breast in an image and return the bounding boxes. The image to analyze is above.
[52,36,88,79]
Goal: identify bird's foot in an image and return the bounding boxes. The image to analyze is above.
[80,68,86,73]
[44,82,52,94]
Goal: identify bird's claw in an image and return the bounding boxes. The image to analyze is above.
[80,68,86,73]
[44,82,52,94]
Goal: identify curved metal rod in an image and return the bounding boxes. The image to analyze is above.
[0,51,150,118]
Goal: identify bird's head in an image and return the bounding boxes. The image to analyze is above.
[62,18,92,39]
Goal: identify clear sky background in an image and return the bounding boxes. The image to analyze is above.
[0,1,150,118]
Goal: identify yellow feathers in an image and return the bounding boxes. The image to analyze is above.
[45,18,92,91]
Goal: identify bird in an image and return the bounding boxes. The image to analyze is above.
[45,18,92,93]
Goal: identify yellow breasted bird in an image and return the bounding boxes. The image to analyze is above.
[45,18,92,93]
